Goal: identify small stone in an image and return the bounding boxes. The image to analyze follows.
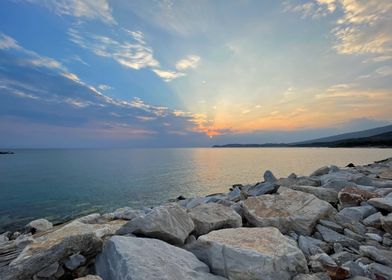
[316,225,360,248]
[64,253,86,270]
[338,187,378,209]
[330,251,357,266]
[264,170,277,182]
[247,181,278,196]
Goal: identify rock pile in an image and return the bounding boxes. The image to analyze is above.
[1,158,392,279]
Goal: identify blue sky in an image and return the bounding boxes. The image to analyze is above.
[0,0,391,147]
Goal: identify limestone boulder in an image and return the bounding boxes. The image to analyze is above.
[187,203,242,236]
[189,227,308,280]
[116,203,194,245]
[242,188,335,235]
[95,236,226,280]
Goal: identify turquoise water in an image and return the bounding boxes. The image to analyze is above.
[1,148,392,231]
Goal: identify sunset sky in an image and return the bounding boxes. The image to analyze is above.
[1,0,391,147]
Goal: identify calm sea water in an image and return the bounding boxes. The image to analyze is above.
[1,148,392,231]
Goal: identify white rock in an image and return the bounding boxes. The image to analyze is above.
[96,236,226,280]
[189,227,308,280]
[26,219,53,233]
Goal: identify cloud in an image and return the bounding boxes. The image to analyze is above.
[374,66,392,77]
[152,69,185,82]
[98,84,113,91]
[0,33,21,50]
[175,55,200,71]
[23,0,116,24]
[285,0,392,57]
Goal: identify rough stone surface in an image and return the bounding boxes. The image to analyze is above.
[319,220,344,233]
[227,187,246,202]
[25,219,53,233]
[368,197,392,212]
[335,206,377,225]
[264,170,277,182]
[316,225,360,248]
[288,185,338,203]
[338,187,378,208]
[298,235,330,257]
[96,236,225,280]
[187,203,242,235]
[247,181,278,196]
[362,212,382,228]
[190,227,308,280]
[381,213,392,234]
[36,262,59,278]
[310,166,330,177]
[113,207,144,220]
[242,188,335,235]
[368,263,392,280]
[64,253,86,270]
[117,203,194,245]
[359,245,392,266]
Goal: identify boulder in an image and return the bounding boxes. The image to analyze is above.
[368,263,392,280]
[316,225,360,248]
[310,166,330,177]
[36,262,59,278]
[298,235,330,257]
[116,203,194,245]
[25,219,52,233]
[319,220,343,233]
[113,207,144,220]
[76,213,102,224]
[288,185,338,203]
[362,212,382,228]
[242,188,335,235]
[189,227,308,280]
[322,180,358,192]
[359,245,392,266]
[381,213,392,234]
[247,181,278,196]
[1,220,125,280]
[338,187,378,209]
[95,236,225,280]
[277,176,320,187]
[368,197,392,212]
[264,170,277,182]
[187,203,242,236]
[227,187,246,202]
[334,206,377,225]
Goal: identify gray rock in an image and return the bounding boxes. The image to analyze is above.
[298,235,330,257]
[330,251,357,266]
[247,181,278,196]
[95,236,225,280]
[287,185,338,203]
[36,262,59,278]
[381,213,392,234]
[64,253,86,270]
[335,205,377,225]
[242,188,335,235]
[76,213,101,224]
[25,219,53,233]
[368,197,392,212]
[264,170,277,182]
[189,227,308,280]
[187,203,242,236]
[368,263,392,280]
[113,207,143,220]
[362,212,382,228]
[310,166,330,177]
[117,203,194,245]
[344,228,365,242]
[293,273,331,280]
[359,245,392,266]
[341,261,366,277]
[277,176,320,187]
[75,276,103,280]
[334,243,344,253]
[316,225,360,248]
[383,233,392,246]
[365,233,382,242]
[309,253,337,267]
[322,180,358,192]
[227,187,246,202]
[319,220,344,233]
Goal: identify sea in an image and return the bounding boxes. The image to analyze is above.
[1,147,392,231]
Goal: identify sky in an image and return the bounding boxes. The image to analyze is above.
[0,0,391,148]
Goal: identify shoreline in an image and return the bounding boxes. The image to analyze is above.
[1,158,392,279]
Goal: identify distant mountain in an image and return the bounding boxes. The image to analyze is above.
[295,124,392,144]
[213,124,392,148]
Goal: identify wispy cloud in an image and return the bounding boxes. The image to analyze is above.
[176,55,200,71]
[23,0,116,24]
[0,33,21,49]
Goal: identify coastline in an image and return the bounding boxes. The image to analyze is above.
[1,158,392,279]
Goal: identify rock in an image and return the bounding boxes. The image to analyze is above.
[187,203,242,236]
[64,253,86,270]
[189,227,308,280]
[298,235,331,257]
[0,232,9,244]
[116,203,194,245]
[346,163,355,167]
[368,263,392,280]
[36,262,59,278]
[343,229,365,242]
[25,219,53,234]
[383,233,392,246]
[96,236,225,280]
[365,233,382,242]
[335,206,377,225]
[242,188,335,235]
[338,187,379,209]
[227,187,246,202]
[311,166,331,177]
[293,273,331,280]
[179,197,209,209]
[76,213,102,224]
[359,245,392,266]
[334,243,344,253]
[316,225,360,248]
[341,261,366,278]
[75,275,103,280]
[309,253,337,267]
[368,197,392,212]
[322,180,358,192]
[264,170,277,182]
[381,213,392,234]
[323,265,350,280]
[113,207,143,220]
[277,176,320,187]
[0,220,125,280]
[247,181,279,196]
[362,212,382,228]
[330,251,357,266]
[288,185,338,203]
[319,220,344,233]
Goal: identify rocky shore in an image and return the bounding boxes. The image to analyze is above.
[1,158,392,280]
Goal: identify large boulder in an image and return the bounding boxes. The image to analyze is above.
[95,236,225,280]
[288,185,338,203]
[116,203,194,245]
[25,219,53,234]
[187,203,242,236]
[0,220,125,280]
[242,188,335,235]
[189,227,308,280]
